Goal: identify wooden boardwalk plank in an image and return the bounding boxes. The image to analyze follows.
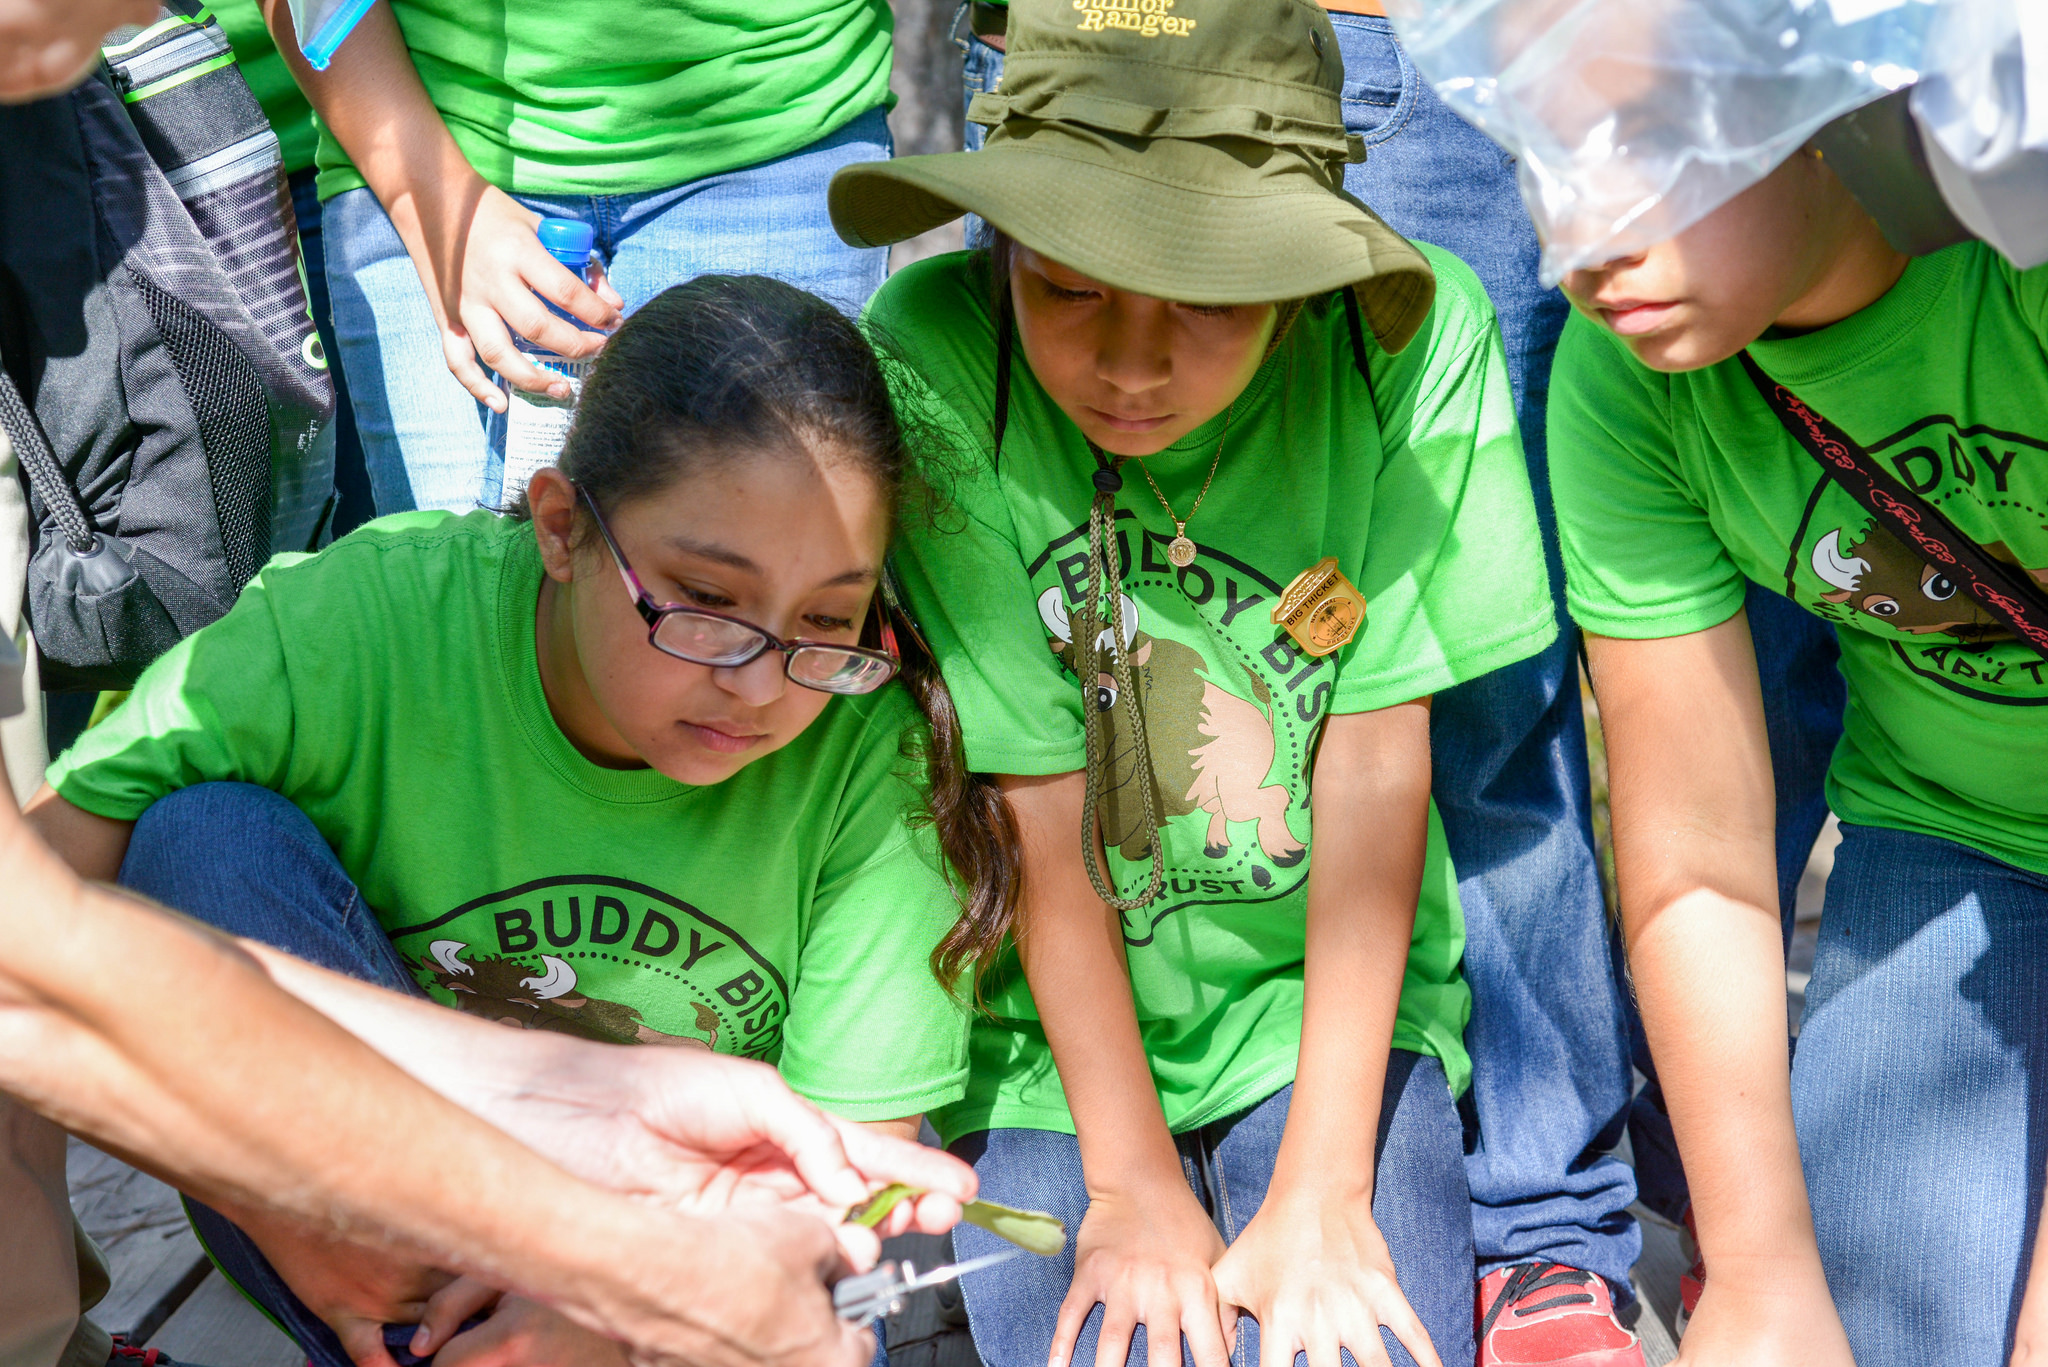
[67,1139,211,1342]
[146,1272,302,1367]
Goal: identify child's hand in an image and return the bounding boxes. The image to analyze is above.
[1051,1180,1232,1367]
[1670,1275,1854,1367]
[1210,1184,1439,1367]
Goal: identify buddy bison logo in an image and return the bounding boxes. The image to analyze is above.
[1811,522,2048,640]
[1040,587,1306,867]
[407,939,719,1047]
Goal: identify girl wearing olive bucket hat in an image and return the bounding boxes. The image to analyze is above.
[833,4,1557,1366]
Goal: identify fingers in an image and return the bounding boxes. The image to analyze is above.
[1369,1291,1441,1367]
[526,251,622,334]
[731,1086,869,1213]
[903,1190,965,1237]
[458,303,569,403]
[337,1317,404,1367]
[1049,1284,1097,1367]
[835,1120,978,1204]
[1092,1306,1137,1367]
[587,260,626,311]
[411,1276,502,1358]
[831,1220,881,1272]
[1183,1296,1232,1367]
[439,327,509,411]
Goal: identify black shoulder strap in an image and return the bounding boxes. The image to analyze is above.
[1341,286,1374,386]
[991,292,1014,472]
[0,345,95,555]
[1739,350,2048,660]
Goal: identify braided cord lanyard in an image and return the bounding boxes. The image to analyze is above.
[1079,453,1165,912]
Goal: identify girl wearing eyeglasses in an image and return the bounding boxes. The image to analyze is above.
[24,275,986,1367]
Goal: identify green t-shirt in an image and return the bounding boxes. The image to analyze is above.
[213,0,318,174]
[872,250,1559,1141]
[1549,242,2048,876]
[49,512,968,1121]
[313,1,895,201]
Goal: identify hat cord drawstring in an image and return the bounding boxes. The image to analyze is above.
[1080,450,1165,913]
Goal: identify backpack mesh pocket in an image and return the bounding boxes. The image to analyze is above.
[131,267,270,591]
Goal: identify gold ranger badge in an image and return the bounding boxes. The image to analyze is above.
[1271,556,1366,658]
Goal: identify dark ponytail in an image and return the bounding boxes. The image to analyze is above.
[529,274,1023,1003]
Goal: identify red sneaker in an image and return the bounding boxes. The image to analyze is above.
[1676,1204,1705,1338]
[1476,1263,1646,1367]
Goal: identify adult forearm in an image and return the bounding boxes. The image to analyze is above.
[999,771,1183,1195]
[1272,704,1430,1197]
[0,813,709,1322]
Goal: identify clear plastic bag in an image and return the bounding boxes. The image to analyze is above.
[1911,0,2048,266]
[285,0,379,70]
[1387,0,1942,283]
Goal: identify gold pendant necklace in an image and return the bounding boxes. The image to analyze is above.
[1137,405,1232,568]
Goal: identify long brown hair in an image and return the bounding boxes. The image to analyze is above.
[520,273,1025,1004]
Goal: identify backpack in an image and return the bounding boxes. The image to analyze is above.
[0,1,334,691]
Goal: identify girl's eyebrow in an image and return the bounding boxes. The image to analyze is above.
[662,536,878,587]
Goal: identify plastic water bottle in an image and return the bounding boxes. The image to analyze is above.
[499,217,601,508]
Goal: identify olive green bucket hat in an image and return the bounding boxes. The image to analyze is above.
[829,0,1436,353]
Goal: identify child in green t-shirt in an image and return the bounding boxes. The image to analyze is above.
[826,4,1562,1367]
[1547,146,2048,1366]
[27,276,976,1367]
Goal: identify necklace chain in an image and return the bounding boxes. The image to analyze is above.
[1135,404,1232,543]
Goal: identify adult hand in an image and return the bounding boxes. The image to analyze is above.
[0,0,155,102]
[457,1041,974,1244]
[1050,1180,1232,1367]
[1210,1185,1440,1367]
[1670,1276,1855,1367]
[410,178,622,409]
[412,1282,628,1367]
[594,1205,876,1367]
[230,1202,455,1367]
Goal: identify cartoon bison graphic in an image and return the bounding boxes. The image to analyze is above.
[407,939,717,1047]
[1040,587,1305,867]
[1810,524,2024,638]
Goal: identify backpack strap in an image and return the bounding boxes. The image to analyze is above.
[0,350,97,556]
[1739,350,2048,660]
[991,291,1014,472]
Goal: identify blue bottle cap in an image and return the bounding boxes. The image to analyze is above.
[536,217,595,271]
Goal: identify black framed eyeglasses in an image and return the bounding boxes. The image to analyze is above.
[577,483,899,696]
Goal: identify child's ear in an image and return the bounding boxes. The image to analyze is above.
[529,468,580,583]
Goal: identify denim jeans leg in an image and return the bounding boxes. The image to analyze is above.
[587,106,891,320]
[322,187,495,517]
[1791,824,2046,1366]
[1328,13,1638,1292]
[119,782,424,1367]
[950,1127,1205,1367]
[955,13,1002,246]
[1215,1064,1476,1367]
[292,171,376,540]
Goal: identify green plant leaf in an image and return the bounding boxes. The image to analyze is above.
[844,1188,1066,1257]
[848,1183,917,1228]
[962,1199,1066,1257]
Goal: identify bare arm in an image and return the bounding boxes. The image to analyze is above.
[1586,614,1852,1367]
[1209,701,1443,1367]
[258,0,617,404]
[0,793,876,1367]
[23,786,131,881]
[999,770,1232,1367]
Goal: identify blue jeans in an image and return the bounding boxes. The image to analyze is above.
[119,783,437,1367]
[1796,823,2046,1365]
[951,1059,1476,1367]
[291,170,375,541]
[322,107,892,516]
[1328,14,1639,1288]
